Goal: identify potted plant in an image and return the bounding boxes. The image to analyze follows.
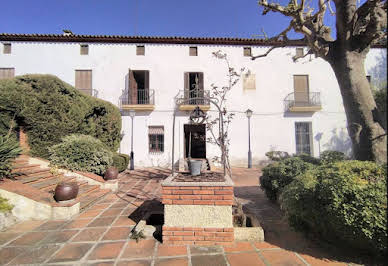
[188,132,202,176]
[104,166,118,180]
[51,166,79,202]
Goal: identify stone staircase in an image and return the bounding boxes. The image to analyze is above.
[3,155,111,211]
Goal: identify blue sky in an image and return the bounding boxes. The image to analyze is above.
[1,0,337,39]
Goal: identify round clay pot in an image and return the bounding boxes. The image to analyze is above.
[104,167,118,180]
[54,182,79,201]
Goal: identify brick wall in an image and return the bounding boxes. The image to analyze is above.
[161,186,233,205]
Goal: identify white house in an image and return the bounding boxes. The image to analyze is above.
[0,33,385,168]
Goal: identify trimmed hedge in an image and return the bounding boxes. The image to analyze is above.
[0,75,121,158]
[280,161,387,255]
[49,134,113,176]
[112,153,130,172]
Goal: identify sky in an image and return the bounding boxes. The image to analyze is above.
[1,0,339,39]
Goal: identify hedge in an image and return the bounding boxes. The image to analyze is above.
[0,75,121,158]
[280,160,387,255]
[112,153,130,172]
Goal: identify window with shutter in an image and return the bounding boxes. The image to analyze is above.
[3,43,11,54]
[136,45,145,55]
[243,47,251,57]
[293,75,309,106]
[295,122,313,155]
[149,126,164,153]
[75,70,92,95]
[184,72,204,105]
[189,47,198,56]
[295,48,304,57]
[0,68,15,79]
[80,44,89,55]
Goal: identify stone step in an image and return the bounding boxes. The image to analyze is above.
[19,173,62,184]
[15,171,54,181]
[30,176,75,190]
[79,189,111,210]
[18,167,51,177]
[78,184,99,195]
[12,164,41,173]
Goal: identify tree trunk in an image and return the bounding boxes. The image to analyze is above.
[329,49,387,164]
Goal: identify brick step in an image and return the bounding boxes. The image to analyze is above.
[30,176,75,190]
[16,167,51,177]
[15,171,54,181]
[79,189,111,210]
[12,164,42,173]
[41,179,88,193]
[19,173,63,184]
[78,184,100,196]
[12,159,29,165]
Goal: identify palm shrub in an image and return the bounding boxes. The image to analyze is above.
[0,135,22,180]
[49,134,113,176]
[280,160,387,255]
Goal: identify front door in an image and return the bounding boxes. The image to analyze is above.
[184,124,206,158]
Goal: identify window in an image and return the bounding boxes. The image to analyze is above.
[75,70,92,95]
[149,126,164,153]
[0,68,15,79]
[293,75,309,105]
[243,73,256,90]
[295,122,313,155]
[184,72,204,104]
[127,69,150,104]
[243,47,251,57]
[189,46,198,56]
[136,45,145,55]
[80,44,89,55]
[3,43,11,54]
[295,48,304,57]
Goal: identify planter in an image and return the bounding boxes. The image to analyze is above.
[189,159,202,176]
[104,167,119,180]
[54,182,79,202]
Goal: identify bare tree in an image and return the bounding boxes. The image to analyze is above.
[253,0,387,164]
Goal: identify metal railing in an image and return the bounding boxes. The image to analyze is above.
[121,89,155,105]
[176,89,211,105]
[78,89,99,97]
[284,92,321,111]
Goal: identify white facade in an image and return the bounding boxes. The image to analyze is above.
[0,36,384,167]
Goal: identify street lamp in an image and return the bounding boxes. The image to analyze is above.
[129,110,136,170]
[245,109,253,168]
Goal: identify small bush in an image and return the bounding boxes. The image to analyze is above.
[0,196,13,213]
[320,150,346,164]
[295,153,321,165]
[280,160,387,255]
[49,134,113,176]
[265,151,290,161]
[0,136,22,180]
[112,153,130,172]
[260,157,313,201]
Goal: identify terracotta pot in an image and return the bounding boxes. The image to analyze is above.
[104,167,118,180]
[54,182,79,201]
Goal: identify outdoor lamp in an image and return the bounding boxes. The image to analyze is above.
[246,109,253,168]
[129,110,135,170]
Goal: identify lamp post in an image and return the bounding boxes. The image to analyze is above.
[245,109,253,168]
[129,110,136,170]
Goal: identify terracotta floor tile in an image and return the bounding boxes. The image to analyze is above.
[102,227,132,241]
[6,220,46,232]
[300,252,347,266]
[49,243,94,263]
[9,244,61,264]
[191,255,227,266]
[110,202,130,208]
[35,220,67,231]
[223,241,254,253]
[261,249,305,265]
[100,208,123,217]
[72,228,107,242]
[8,231,47,246]
[121,239,156,258]
[155,258,188,266]
[87,217,116,227]
[40,230,79,244]
[190,245,223,255]
[0,246,26,265]
[78,209,103,219]
[88,241,125,260]
[91,203,112,210]
[117,260,151,266]
[253,241,281,250]
[112,216,137,227]
[64,218,93,229]
[157,243,187,257]
[86,261,115,266]
[226,252,265,266]
[0,232,21,245]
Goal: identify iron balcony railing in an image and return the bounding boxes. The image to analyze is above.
[121,89,155,105]
[78,88,98,97]
[176,89,211,105]
[284,92,321,111]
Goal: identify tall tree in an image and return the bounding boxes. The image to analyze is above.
[253,0,387,163]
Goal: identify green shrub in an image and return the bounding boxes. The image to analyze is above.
[0,136,22,180]
[0,196,13,213]
[49,134,113,176]
[265,151,290,161]
[280,160,387,255]
[112,153,130,172]
[320,150,346,164]
[260,157,313,201]
[294,153,321,165]
[0,75,121,158]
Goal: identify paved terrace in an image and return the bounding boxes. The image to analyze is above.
[0,168,369,265]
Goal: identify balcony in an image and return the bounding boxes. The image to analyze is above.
[120,89,155,111]
[176,89,211,111]
[78,89,98,97]
[284,92,322,112]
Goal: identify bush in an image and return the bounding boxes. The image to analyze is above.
[295,153,321,165]
[320,150,346,164]
[112,153,130,172]
[260,157,313,201]
[49,134,113,176]
[280,160,387,255]
[0,196,13,213]
[265,151,290,161]
[0,136,22,180]
[0,75,121,158]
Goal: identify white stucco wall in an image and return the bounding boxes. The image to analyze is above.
[0,41,384,167]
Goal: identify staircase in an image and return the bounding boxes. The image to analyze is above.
[5,155,111,211]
